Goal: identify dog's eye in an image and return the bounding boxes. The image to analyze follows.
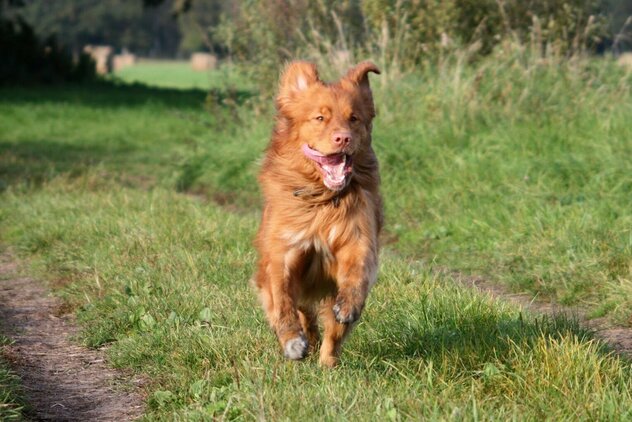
[315,116,324,121]
[350,115,358,122]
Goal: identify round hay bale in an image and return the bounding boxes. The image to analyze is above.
[83,45,113,75]
[191,53,217,71]
[113,54,136,72]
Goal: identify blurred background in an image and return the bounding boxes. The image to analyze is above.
[2,0,632,89]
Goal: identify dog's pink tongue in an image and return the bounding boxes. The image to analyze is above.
[302,144,344,166]
[302,144,351,191]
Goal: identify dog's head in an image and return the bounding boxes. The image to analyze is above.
[276,61,380,191]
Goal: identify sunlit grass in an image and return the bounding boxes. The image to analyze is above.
[2,180,631,420]
[112,59,250,90]
[1,51,631,419]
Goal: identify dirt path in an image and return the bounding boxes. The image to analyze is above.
[0,253,144,421]
[449,270,632,358]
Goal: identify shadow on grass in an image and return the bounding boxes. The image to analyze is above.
[0,80,255,110]
[0,139,138,191]
[354,307,599,370]
[0,81,258,192]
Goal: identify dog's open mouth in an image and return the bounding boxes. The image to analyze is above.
[301,144,353,191]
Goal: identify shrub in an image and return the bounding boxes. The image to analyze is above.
[212,0,610,92]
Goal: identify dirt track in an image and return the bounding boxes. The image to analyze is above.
[0,253,144,421]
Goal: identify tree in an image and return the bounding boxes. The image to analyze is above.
[14,0,181,56]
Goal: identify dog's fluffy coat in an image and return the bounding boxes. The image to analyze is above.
[253,61,382,367]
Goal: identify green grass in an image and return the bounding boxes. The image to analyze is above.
[1,53,632,419]
[2,179,631,420]
[163,52,632,323]
[372,55,632,322]
[112,60,250,90]
[0,336,25,420]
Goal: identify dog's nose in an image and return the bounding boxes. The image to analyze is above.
[332,132,352,147]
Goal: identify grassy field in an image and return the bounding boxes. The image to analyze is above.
[1,56,631,419]
[112,59,249,90]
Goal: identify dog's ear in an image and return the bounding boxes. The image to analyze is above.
[344,61,380,89]
[343,61,380,118]
[277,61,320,112]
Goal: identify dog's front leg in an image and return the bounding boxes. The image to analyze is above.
[332,240,378,324]
[267,247,309,360]
[319,240,378,367]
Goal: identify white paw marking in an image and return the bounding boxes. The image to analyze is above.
[284,335,308,360]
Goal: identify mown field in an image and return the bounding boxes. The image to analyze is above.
[0,54,631,419]
[112,59,249,91]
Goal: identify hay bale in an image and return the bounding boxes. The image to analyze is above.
[83,45,113,75]
[618,53,632,70]
[191,53,217,71]
[113,53,136,72]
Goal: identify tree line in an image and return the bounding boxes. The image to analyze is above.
[5,0,632,58]
[1,0,631,84]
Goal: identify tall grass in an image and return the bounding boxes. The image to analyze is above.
[370,45,632,319]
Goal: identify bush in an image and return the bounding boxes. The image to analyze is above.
[212,0,610,92]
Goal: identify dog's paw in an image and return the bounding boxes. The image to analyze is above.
[333,298,361,324]
[283,335,309,360]
[319,354,339,368]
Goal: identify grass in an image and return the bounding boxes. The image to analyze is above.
[3,179,632,420]
[0,336,25,420]
[165,52,632,323]
[0,258,25,421]
[0,55,631,419]
[373,53,632,322]
[112,59,250,90]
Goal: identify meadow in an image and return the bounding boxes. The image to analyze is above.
[0,51,631,419]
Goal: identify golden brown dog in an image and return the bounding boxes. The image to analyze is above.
[252,60,382,367]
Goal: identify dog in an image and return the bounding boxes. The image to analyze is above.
[252,60,382,367]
